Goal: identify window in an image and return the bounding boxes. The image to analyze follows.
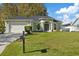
[65,28,70,32]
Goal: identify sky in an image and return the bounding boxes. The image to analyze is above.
[44,3,79,24]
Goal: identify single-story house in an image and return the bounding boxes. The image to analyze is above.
[61,23,74,32]
[61,17,79,32]
[5,16,61,33]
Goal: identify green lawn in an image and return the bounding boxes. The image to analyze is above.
[1,32,79,56]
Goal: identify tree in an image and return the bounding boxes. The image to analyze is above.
[27,3,47,17]
[2,3,47,17]
[2,3,18,17]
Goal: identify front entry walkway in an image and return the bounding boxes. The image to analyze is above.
[0,33,22,54]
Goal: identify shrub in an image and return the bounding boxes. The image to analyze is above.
[0,27,5,34]
[24,26,32,34]
[0,21,5,34]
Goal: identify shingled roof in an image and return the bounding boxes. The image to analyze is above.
[6,16,60,22]
[28,16,52,20]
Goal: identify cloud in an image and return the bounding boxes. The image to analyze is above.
[74,3,79,6]
[62,14,71,24]
[56,3,79,24]
[56,7,67,14]
[56,4,79,14]
[75,14,79,18]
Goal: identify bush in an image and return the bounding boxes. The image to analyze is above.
[0,27,5,34]
[24,26,32,34]
[0,21,5,34]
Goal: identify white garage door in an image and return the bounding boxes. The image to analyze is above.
[11,25,25,33]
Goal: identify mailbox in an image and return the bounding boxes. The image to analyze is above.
[20,35,23,39]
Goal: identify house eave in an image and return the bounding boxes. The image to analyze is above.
[5,19,33,22]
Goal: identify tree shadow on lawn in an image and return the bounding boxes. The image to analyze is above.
[23,48,49,53]
[25,32,40,36]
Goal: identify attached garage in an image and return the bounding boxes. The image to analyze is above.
[8,21,31,33]
[5,17,32,33]
[8,21,27,33]
[10,25,25,33]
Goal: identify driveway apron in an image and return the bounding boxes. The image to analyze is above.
[0,33,22,54]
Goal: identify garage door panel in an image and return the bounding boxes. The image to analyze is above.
[11,25,25,33]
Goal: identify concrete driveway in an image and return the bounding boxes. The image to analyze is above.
[0,33,22,54]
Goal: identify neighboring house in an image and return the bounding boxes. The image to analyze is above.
[5,16,61,33]
[61,23,73,32]
[61,17,79,32]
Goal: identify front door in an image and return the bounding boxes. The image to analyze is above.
[44,23,49,31]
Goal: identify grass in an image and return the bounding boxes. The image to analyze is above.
[1,32,79,56]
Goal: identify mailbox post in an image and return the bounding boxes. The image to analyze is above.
[22,31,25,53]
